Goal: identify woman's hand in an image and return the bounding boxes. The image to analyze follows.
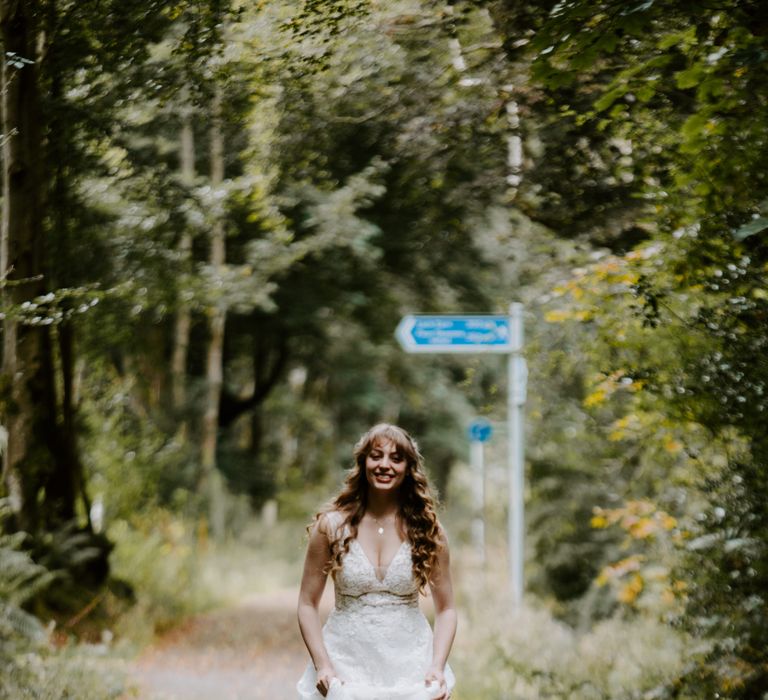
[315,666,339,697]
[425,667,450,699]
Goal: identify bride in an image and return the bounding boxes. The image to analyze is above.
[296,423,457,700]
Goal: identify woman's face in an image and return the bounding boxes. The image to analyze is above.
[364,439,407,494]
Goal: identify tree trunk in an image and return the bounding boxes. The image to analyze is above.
[0,0,56,534]
[505,97,523,197]
[49,322,83,527]
[46,6,88,529]
[171,99,195,422]
[200,86,226,539]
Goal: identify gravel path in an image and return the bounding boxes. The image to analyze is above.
[127,587,333,700]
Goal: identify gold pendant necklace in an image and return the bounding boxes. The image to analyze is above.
[371,514,394,536]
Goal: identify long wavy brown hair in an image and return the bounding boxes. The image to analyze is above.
[312,423,442,591]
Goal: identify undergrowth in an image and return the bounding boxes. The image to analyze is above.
[451,545,692,700]
[0,501,124,699]
[1,495,307,699]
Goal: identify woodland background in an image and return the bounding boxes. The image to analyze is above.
[1,1,767,698]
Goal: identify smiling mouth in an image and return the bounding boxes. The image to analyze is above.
[373,472,395,481]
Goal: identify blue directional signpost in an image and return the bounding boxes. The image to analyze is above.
[396,305,528,605]
[395,315,513,353]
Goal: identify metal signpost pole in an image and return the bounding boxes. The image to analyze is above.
[467,418,491,566]
[508,303,527,606]
[470,439,485,565]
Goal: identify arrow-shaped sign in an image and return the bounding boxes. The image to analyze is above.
[395,314,515,353]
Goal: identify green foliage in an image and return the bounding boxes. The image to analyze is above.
[498,0,768,694]
[0,501,124,699]
[452,565,690,700]
[107,513,308,644]
[0,503,51,662]
[674,451,768,696]
[536,234,768,692]
[81,366,199,518]
[108,514,214,643]
[6,0,768,695]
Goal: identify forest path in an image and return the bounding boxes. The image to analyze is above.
[126,586,333,699]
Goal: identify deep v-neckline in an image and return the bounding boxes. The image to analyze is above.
[353,538,408,583]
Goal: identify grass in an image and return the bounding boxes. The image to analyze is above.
[450,543,690,700]
[107,512,307,649]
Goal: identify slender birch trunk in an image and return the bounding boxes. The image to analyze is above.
[171,99,195,420]
[447,5,524,198]
[504,96,523,197]
[200,86,226,539]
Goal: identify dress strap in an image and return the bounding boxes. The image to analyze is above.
[323,509,347,540]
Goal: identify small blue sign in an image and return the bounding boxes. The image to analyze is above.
[468,418,493,443]
[395,314,514,354]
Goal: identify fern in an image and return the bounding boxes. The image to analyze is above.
[0,499,126,699]
[0,501,51,647]
[0,602,47,645]
[0,544,58,606]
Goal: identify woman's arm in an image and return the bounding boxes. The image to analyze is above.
[425,527,457,699]
[297,513,337,696]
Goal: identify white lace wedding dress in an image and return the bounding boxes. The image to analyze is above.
[297,514,456,700]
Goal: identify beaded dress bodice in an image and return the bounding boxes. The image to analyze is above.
[333,538,418,613]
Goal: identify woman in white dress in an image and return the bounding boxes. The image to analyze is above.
[297,423,457,700]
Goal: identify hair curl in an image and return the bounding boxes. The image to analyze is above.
[312,423,442,591]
